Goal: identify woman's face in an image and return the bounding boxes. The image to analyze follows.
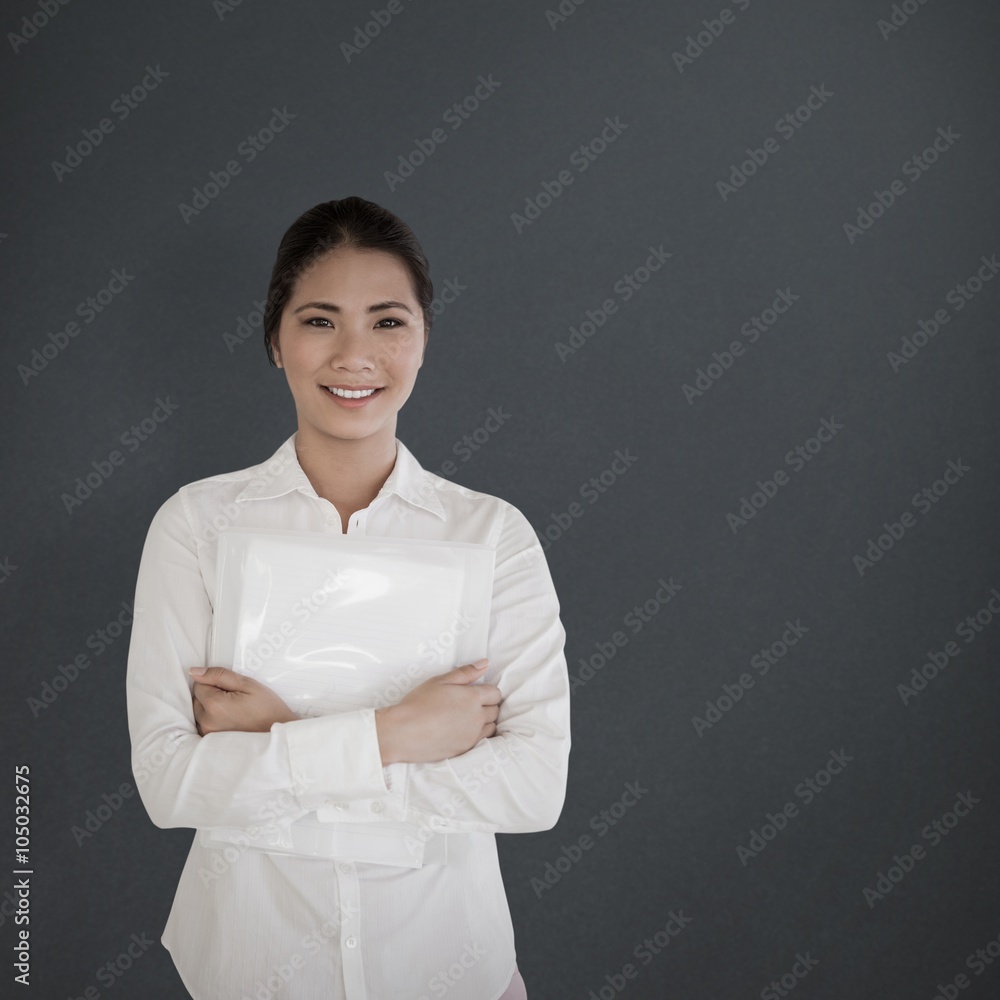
[271,247,427,447]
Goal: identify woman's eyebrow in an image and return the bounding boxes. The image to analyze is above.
[293,299,414,315]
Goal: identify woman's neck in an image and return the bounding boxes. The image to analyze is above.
[292,425,398,511]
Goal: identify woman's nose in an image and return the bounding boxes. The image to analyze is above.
[325,327,377,368]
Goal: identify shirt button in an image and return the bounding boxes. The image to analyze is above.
[345,936,358,949]
[339,863,352,874]
[370,801,383,813]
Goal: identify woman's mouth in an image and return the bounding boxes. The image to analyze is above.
[320,385,385,408]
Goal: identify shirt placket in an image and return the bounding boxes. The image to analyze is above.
[347,507,369,535]
[335,860,366,999]
[320,495,378,998]
[319,501,373,536]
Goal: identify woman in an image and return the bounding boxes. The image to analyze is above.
[125,196,571,999]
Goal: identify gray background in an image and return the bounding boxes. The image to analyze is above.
[3,0,999,996]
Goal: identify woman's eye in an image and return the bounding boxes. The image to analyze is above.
[303,317,403,329]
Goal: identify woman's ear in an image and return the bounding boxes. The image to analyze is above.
[271,335,282,368]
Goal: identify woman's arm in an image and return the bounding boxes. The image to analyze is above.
[126,491,392,832]
[191,659,502,758]
[389,503,572,834]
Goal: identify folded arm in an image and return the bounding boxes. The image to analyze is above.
[125,491,392,833]
[391,505,572,834]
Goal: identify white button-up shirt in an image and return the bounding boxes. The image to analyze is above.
[125,432,571,1000]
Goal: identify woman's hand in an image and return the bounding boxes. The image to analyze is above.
[375,659,502,765]
[189,667,299,735]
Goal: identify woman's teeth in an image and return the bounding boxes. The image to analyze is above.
[326,387,379,398]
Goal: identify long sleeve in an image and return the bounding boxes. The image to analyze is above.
[125,490,391,833]
[394,503,571,834]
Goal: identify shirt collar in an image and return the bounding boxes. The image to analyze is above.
[234,432,447,521]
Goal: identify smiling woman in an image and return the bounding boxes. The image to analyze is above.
[252,199,443,537]
[125,196,569,1000]
[268,242,429,532]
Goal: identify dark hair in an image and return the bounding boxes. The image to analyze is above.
[263,196,434,367]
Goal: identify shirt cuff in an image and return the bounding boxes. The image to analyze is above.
[280,708,390,809]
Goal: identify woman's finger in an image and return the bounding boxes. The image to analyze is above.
[478,684,503,705]
[188,666,252,691]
